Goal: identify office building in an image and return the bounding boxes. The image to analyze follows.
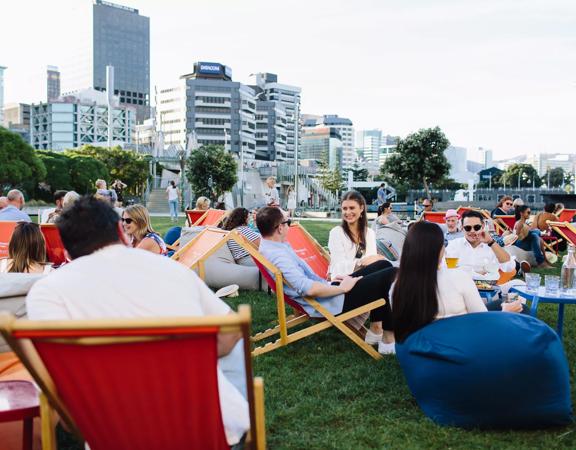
[30,88,134,151]
[47,66,61,101]
[3,103,30,128]
[300,126,343,169]
[445,146,476,183]
[252,73,301,161]
[479,147,493,169]
[356,129,398,174]
[528,153,576,176]
[0,66,6,125]
[303,115,354,169]
[255,101,287,161]
[156,62,257,159]
[61,0,150,121]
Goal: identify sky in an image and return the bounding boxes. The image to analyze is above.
[2,0,575,162]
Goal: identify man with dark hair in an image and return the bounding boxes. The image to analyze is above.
[27,196,249,446]
[42,190,68,223]
[256,207,398,355]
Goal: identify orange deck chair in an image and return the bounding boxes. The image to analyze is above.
[285,222,330,279]
[40,224,69,267]
[185,209,207,227]
[557,209,576,224]
[421,211,447,224]
[0,221,19,259]
[493,215,516,235]
[548,221,576,247]
[248,251,386,360]
[0,306,266,450]
[185,209,228,227]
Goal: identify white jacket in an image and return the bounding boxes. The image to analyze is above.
[328,225,377,280]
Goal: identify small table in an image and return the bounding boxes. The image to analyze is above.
[510,286,576,338]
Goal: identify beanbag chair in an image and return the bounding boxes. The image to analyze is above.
[396,312,572,429]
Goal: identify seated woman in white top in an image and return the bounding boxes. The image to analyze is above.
[392,221,521,343]
[328,191,384,280]
[0,222,53,274]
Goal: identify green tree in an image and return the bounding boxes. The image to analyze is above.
[318,149,345,196]
[501,163,541,188]
[68,145,149,195]
[0,127,46,196]
[380,127,450,199]
[185,144,237,202]
[542,167,565,188]
[351,160,368,181]
[67,154,109,194]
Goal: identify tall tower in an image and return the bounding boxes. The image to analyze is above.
[47,66,61,101]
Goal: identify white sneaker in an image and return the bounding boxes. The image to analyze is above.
[378,341,396,355]
[364,329,383,345]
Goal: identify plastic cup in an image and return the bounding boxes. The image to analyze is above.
[525,273,541,293]
[445,257,459,269]
[545,275,560,296]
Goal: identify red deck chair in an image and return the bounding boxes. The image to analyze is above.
[185,209,207,227]
[0,306,266,450]
[0,222,19,259]
[249,251,385,360]
[40,224,69,267]
[421,211,447,224]
[557,209,576,223]
[285,223,330,279]
[548,221,576,247]
[198,209,228,227]
[493,215,516,235]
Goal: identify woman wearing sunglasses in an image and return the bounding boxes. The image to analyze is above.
[491,196,514,218]
[513,205,552,269]
[328,191,387,281]
[122,204,167,255]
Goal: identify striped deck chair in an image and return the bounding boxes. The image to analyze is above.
[0,306,266,450]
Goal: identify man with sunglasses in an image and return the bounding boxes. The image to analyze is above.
[256,207,398,354]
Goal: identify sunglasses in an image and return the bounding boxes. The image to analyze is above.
[121,218,134,224]
[504,202,513,206]
[463,224,483,232]
[277,219,292,228]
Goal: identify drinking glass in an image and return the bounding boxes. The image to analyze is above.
[525,273,541,293]
[545,275,560,296]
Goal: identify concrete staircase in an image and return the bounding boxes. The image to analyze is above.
[146,188,170,214]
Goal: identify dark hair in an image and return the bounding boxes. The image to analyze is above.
[56,195,121,259]
[515,205,530,221]
[8,222,47,273]
[461,209,484,223]
[223,207,249,231]
[392,221,444,343]
[377,202,392,216]
[256,207,284,237]
[53,190,68,202]
[380,183,385,187]
[170,180,176,188]
[544,203,555,214]
[340,191,368,251]
[497,196,513,208]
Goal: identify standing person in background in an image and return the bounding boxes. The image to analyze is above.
[377,183,386,207]
[95,179,117,205]
[0,189,31,222]
[264,176,280,207]
[166,180,180,222]
[286,185,297,217]
[111,179,127,206]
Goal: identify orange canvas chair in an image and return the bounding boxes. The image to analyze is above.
[40,224,69,267]
[185,209,207,227]
[0,306,266,450]
[493,215,516,235]
[285,222,330,279]
[421,211,447,224]
[0,221,18,259]
[185,209,228,227]
[548,221,576,247]
[557,209,576,223]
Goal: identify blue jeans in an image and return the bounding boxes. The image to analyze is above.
[514,230,544,264]
[168,199,178,219]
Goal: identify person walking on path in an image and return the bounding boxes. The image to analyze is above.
[166,180,180,222]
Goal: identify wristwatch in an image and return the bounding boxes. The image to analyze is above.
[487,239,495,247]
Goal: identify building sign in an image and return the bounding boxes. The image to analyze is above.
[197,62,223,75]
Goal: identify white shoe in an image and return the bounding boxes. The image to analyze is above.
[365,329,383,345]
[215,284,239,298]
[378,341,396,355]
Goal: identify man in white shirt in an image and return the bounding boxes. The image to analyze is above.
[26,196,249,446]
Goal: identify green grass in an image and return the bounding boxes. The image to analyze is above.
[57,218,576,449]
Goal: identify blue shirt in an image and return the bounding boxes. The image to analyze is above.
[259,239,344,318]
[377,187,386,206]
[0,205,31,222]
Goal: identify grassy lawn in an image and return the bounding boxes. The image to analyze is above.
[58,217,575,449]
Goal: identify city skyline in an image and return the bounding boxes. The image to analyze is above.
[2,0,574,161]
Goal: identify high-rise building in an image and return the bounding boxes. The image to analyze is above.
[30,89,134,151]
[156,62,256,159]
[0,66,6,125]
[47,66,61,101]
[255,101,287,161]
[252,73,301,161]
[3,103,31,143]
[300,126,343,169]
[445,146,476,183]
[61,0,150,122]
[479,147,493,168]
[302,115,354,169]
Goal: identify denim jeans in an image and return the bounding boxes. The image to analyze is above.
[168,199,178,219]
[514,230,544,264]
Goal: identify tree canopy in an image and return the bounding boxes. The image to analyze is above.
[185,144,237,202]
[542,167,566,188]
[501,163,542,188]
[380,127,451,198]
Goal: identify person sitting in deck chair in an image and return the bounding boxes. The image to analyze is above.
[26,196,249,447]
[257,206,398,355]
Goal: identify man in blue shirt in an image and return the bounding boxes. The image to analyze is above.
[0,190,31,222]
[377,183,386,207]
[256,206,397,354]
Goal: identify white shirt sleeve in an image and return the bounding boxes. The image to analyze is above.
[26,280,69,320]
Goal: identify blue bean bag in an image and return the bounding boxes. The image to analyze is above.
[395,312,573,428]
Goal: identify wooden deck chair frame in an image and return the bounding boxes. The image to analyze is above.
[245,248,386,360]
[557,208,576,224]
[185,209,228,227]
[286,222,330,278]
[548,221,576,247]
[0,306,266,450]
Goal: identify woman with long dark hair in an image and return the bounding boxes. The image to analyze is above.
[513,205,551,268]
[392,222,492,343]
[222,207,261,266]
[328,191,385,280]
[0,222,53,274]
